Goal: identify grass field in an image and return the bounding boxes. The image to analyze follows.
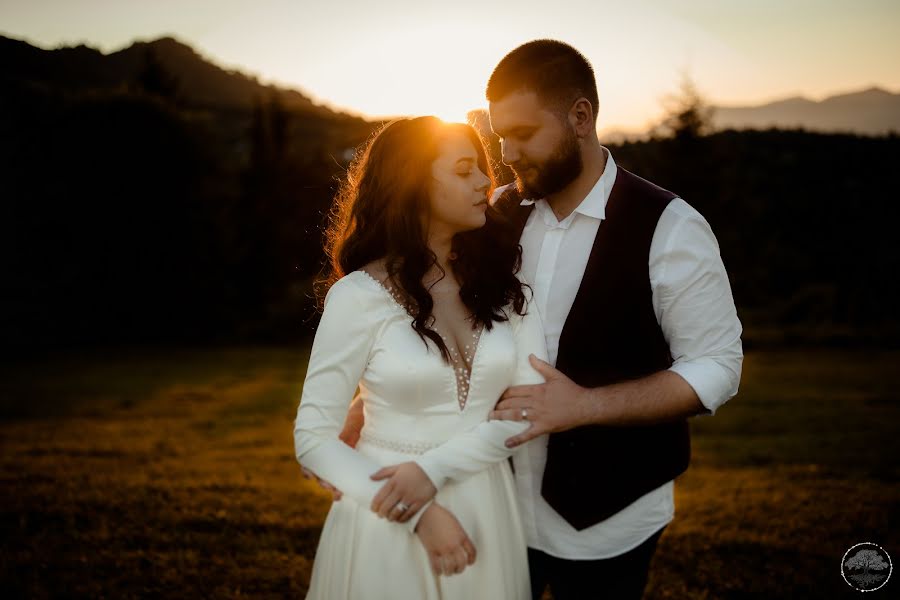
[1,344,897,598]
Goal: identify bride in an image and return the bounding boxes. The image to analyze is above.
[293,115,547,599]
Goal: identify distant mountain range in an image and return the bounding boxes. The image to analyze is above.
[600,87,900,143]
[3,34,898,138]
[712,87,900,136]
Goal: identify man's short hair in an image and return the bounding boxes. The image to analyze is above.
[486,39,599,124]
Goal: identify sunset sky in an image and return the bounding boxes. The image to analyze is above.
[2,0,899,131]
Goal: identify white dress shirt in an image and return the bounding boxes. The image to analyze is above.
[494,147,743,559]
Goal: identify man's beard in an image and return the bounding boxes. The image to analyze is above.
[513,127,582,200]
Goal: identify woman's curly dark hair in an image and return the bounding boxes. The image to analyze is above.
[317,116,528,362]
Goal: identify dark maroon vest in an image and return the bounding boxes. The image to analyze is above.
[496,167,691,531]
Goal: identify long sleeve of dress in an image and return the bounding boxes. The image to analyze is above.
[413,288,549,490]
[293,276,427,531]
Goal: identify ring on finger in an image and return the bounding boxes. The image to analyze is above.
[521,407,529,420]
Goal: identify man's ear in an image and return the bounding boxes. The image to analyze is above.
[569,97,595,138]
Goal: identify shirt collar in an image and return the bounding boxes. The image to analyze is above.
[520,146,617,224]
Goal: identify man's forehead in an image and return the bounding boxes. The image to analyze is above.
[488,90,545,129]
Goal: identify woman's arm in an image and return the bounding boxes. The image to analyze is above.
[293,275,427,532]
[413,290,548,489]
[373,286,549,523]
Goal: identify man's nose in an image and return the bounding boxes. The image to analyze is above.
[501,139,519,166]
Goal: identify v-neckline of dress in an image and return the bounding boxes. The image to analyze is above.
[354,269,485,412]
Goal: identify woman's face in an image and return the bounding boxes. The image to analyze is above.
[425,131,491,235]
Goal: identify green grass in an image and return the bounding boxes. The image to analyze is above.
[1,345,897,598]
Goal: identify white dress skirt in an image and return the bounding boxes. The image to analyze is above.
[293,270,548,600]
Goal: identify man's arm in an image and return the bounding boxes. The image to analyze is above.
[489,356,706,447]
[583,370,708,424]
[340,392,365,447]
[490,200,743,447]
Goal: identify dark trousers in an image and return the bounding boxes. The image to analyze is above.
[528,524,667,600]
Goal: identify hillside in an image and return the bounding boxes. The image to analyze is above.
[0,34,343,116]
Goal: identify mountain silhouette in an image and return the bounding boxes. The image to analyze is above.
[712,87,900,135]
[6,34,898,136]
[0,34,349,117]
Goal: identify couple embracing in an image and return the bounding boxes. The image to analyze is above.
[293,39,743,600]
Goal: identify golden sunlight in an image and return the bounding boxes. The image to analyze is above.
[276,17,499,126]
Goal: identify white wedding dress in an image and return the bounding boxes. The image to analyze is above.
[293,269,548,600]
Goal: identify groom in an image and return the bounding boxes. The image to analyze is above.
[483,40,743,599]
[306,39,743,600]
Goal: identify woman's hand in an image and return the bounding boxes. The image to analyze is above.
[370,462,437,522]
[415,503,477,576]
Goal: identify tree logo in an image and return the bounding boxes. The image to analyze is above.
[841,542,892,592]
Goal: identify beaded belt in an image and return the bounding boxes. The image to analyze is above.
[359,431,441,455]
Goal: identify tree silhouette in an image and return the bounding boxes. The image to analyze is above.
[137,47,180,104]
[845,548,889,588]
[654,71,715,141]
[249,92,289,170]
[845,548,888,574]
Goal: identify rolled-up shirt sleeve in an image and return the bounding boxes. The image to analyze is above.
[650,199,743,416]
